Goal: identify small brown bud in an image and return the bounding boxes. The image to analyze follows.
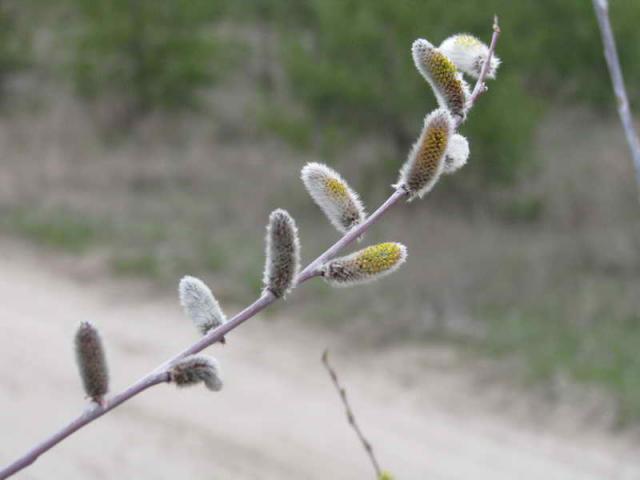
[74,321,109,402]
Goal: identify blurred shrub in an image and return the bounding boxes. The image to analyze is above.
[233,0,640,185]
[69,0,229,115]
[0,2,31,102]
[498,195,545,224]
[255,100,313,150]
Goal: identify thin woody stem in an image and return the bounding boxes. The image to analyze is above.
[322,350,383,479]
[592,0,640,200]
[0,17,501,479]
[465,15,501,114]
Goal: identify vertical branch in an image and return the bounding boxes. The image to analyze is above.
[322,350,383,479]
[466,15,501,111]
[592,0,640,198]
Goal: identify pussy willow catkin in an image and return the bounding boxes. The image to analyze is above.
[322,242,407,287]
[263,209,301,298]
[411,39,469,120]
[74,321,109,402]
[301,162,366,234]
[169,355,223,392]
[395,108,453,200]
[179,275,227,336]
[439,34,501,80]
[442,133,469,175]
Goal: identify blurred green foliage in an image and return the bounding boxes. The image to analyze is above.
[233,0,640,184]
[0,2,31,100]
[255,100,313,150]
[110,252,161,277]
[485,307,640,425]
[2,0,639,181]
[69,0,228,114]
[0,208,102,253]
[498,194,545,223]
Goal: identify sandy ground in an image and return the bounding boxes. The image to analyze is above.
[1,240,640,480]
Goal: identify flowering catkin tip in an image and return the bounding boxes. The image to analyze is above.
[321,242,407,287]
[179,276,227,336]
[169,355,223,391]
[395,108,453,200]
[443,133,470,174]
[411,38,469,121]
[74,321,109,402]
[263,209,301,298]
[301,162,366,234]
[439,33,501,80]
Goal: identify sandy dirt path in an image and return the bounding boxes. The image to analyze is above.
[1,241,639,479]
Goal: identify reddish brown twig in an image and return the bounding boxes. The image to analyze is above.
[322,350,383,479]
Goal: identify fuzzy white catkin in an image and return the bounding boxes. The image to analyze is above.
[395,108,453,200]
[442,134,470,174]
[439,34,501,80]
[411,38,470,121]
[179,276,227,335]
[170,355,223,392]
[263,209,301,298]
[301,162,366,234]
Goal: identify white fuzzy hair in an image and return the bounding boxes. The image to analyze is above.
[443,134,470,174]
[301,162,366,234]
[263,209,300,298]
[170,355,223,392]
[411,39,470,121]
[439,34,501,80]
[179,276,227,335]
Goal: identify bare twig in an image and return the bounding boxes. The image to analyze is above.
[322,350,382,479]
[592,0,640,198]
[465,15,501,114]
[0,18,501,479]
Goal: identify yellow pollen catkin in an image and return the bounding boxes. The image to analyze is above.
[301,162,366,234]
[325,177,349,199]
[322,242,407,287]
[355,243,404,274]
[396,109,452,200]
[412,39,468,119]
[425,50,466,118]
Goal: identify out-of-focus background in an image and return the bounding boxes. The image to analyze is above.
[1,0,640,478]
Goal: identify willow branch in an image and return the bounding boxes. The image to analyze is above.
[0,17,501,479]
[322,350,382,478]
[466,15,501,112]
[592,0,640,198]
